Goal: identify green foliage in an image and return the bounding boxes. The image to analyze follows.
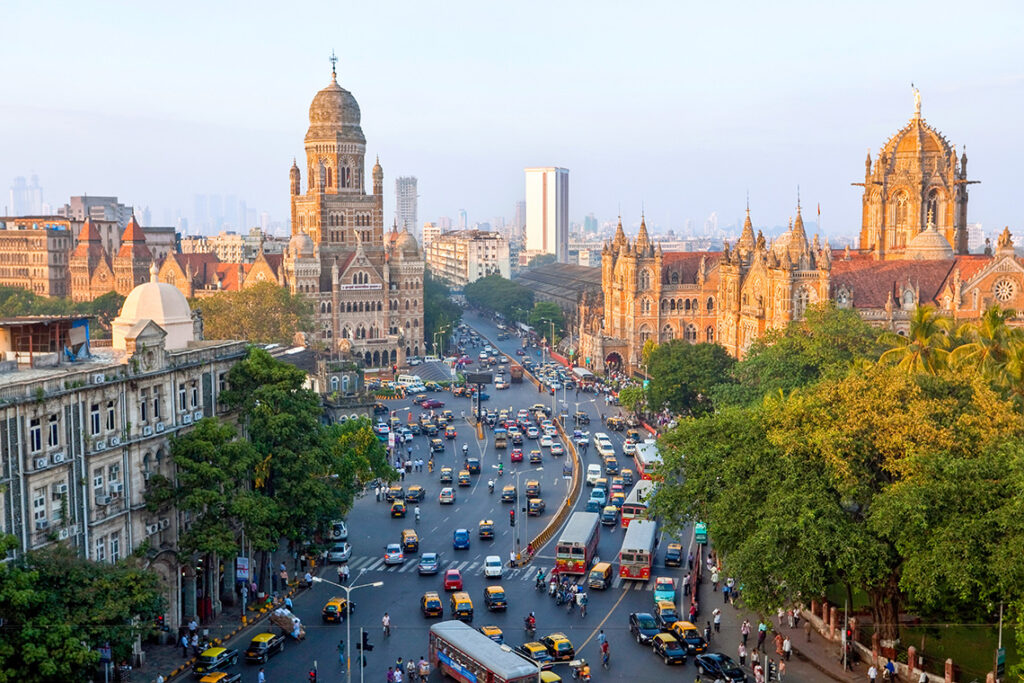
[191,281,314,345]
[641,339,658,367]
[645,341,735,416]
[463,275,534,322]
[0,535,164,681]
[528,301,564,344]
[527,253,557,269]
[617,385,646,414]
[423,271,462,355]
[878,304,953,374]
[0,285,125,338]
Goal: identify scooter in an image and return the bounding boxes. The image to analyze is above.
[570,659,591,681]
[524,617,536,638]
[488,480,495,494]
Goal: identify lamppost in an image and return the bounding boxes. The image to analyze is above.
[497,465,543,562]
[311,576,384,683]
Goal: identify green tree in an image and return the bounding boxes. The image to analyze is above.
[423,271,462,355]
[949,304,1020,386]
[529,301,564,344]
[463,275,534,322]
[646,341,735,416]
[526,253,557,269]
[641,339,658,367]
[192,282,314,345]
[618,385,646,415]
[0,536,164,681]
[878,305,953,374]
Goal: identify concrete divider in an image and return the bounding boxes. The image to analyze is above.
[525,416,583,559]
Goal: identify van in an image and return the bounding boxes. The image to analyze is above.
[588,562,614,590]
[586,464,602,486]
[450,592,474,621]
[597,442,616,459]
[395,374,423,387]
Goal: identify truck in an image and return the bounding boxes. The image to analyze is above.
[494,428,508,449]
[509,365,524,383]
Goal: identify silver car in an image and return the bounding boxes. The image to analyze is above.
[327,542,351,563]
[384,543,404,565]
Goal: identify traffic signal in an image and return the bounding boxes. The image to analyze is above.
[509,510,515,526]
[155,615,167,631]
[362,631,373,652]
[308,670,317,683]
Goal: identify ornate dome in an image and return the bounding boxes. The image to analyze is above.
[878,97,955,161]
[112,263,195,351]
[289,232,315,258]
[905,221,954,260]
[396,227,419,257]
[305,72,365,144]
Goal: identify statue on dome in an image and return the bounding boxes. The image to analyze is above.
[913,85,921,116]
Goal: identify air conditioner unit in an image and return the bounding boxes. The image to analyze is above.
[109,482,124,495]
[145,523,159,535]
[95,494,111,506]
[51,482,68,497]
[110,436,121,446]
[58,528,70,540]
[36,519,49,530]
[94,440,106,451]
[181,414,193,425]
[34,456,49,470]
[142,426,153,436]
[193,410,203,421]
[92,373,105,384]
[51,452,65,463]
[155,422,165,433]
[158,518,170,530]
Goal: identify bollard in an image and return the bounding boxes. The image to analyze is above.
[945,658,953,683]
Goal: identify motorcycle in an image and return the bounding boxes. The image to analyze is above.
[570,659,591,681]
[488,480,495,494]
[534,573,546,591]
[524,617,536,638]
[548,580,557,596]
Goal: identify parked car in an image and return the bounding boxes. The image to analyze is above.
[327,542,351,563]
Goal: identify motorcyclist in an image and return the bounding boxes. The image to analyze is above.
[535,569,545,588]
[497,463,504,476]
[524,613,536,633]
[488,479,495,494]
[574,660,591,680]
[462,443,469,456]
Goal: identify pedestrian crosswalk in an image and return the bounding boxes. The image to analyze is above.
[337,555,664,590]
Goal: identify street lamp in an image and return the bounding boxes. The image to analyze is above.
[312,576,384,683]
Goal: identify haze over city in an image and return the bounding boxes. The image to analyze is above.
[3,0,1023,237]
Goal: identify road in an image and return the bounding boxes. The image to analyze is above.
[213,312,820,683]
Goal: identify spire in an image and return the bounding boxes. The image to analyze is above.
[149,262,159,283]
[636,211,651,255]
[912,83,921,118]
[329,49,338,81]
[736,203,755,259]
[77,217,102,243]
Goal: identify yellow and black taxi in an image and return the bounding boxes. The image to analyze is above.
[669,621,707,654]
[405,485,425,502]
[525,479,541,497]
[515,642,555,670]
[199,673,241,683]
[500,484,516,502]
[457,470,472,486]
[539,672,562,683]
[654,600,680,630]
[483,585,507,611]
[604,457,620,475]
[420,591,443,618]
[385,485,404,502]
[478,519,494,539]
[466,457,481,474]
[664,542,683,567]
[244,632,285,664]
[445,425,457,439]
[321,596,353,622]
[450,591,474,621]
[539,632,575,661]
[439,466,454,483]
[390,500,407,517]
[423,422,439,436]
[621,468,635,486]
[529,449,543,464]
[478,624,504,644]
[652,633,688,665]
[402,528,419,553]
[430,438,445,453]
[192,646,239,677]
[527,498,546,516]
[442,409,455,421]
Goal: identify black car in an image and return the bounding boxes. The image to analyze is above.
[424,424,439,436]
[409,423,422,435]
[629,612,661,645]
[695,653,747,682]
[192,647,240,677]
[244,633,285,663]
[373,403,388,415]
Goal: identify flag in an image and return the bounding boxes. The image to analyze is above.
[817,203,821,217]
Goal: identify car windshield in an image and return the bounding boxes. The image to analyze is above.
[198,654,220,664]
[638,615,657,628]
[490,591,505,599]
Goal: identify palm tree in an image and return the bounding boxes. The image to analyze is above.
[878,305,953,374]
[1002,342,1024,409]
[949,304,1021,385]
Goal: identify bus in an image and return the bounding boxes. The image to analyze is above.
[621,480,656,528]
[619,518,658,581]
[554,511,601,575]
[634,441,663,481]
[429,620,539,683]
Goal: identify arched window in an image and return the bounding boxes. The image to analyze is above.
[341,376,350,393]
[705,326,715,342]
[670,272,679,285]
[661,300,667,312]
[330,376,339,392]
[707,297,714,312]
[684,299,691,311]
[639,325,652,343]
[326,167,333,188]
[926,189,941,225]
[794,287,814,319]
[662,324,674,341]
[685,324,697,342]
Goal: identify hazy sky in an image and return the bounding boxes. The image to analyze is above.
[3,1,1022,240]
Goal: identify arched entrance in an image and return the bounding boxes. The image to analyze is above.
[605,352,623,372]
[364,352,372,367]
[372,351,381,367]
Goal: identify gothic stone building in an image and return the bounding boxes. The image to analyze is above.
[579,96,1022,374]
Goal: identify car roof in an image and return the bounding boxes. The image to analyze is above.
[424,591,440,599]
[446,568,461,575]
[251,633,275,642]
[480,519,493,524]
[485,584,504,592]
[657,600,676,609]
[202,647,227,656]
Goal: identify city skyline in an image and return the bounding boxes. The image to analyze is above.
[2,2,1022,241]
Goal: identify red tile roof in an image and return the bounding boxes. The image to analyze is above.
[830,254,956,308]
[661,252,721,283]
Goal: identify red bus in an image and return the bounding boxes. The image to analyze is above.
[621,480,656,528]
[429,621,539,683]
[634,441,663,481]
[555,511,600,575]
[618,518,657,581]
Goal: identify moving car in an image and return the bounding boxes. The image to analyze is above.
[539,633,575,661]
[444,569,464,591]
[327,542,351,563]
[516,642,555,670]
[604,457,620,475]
[600,505,620,526]
[653,577,676,604]
[199,674,241,683]
[402,529,419,553]
[421,591,443,618]
[192,647,239,677]
[483,555,503,578]
[431,438,446,453]
[457,470,471,486]
[390,500,406,517]
[418,553,440,575]
[527,498,545,515]
[525,480,541,497]
[439,467,453,483]
[664,543,683,567]
[479,625,504,643]
[330,519,348,541]
[655,600,680,630]
[694,653,747,682]
[539,435,553,448]
[670,621,707,654]
[450,591,474,621]
[384,544,404,565]
[385,486,404,502]
[483,584,507,610]
[466,457,480,474]
[439,487,456,504]
[550,443,565,456]
[586,464,602,486]
[529,450,543,464]
[321,596,353,622]
[421,399,445,409]
[244,633,285,664]
[621,469,635,485]
[652,633,688,665]
[501,485,516,502]
[629,612,661,645]
[510,448,523,462]
[405,485,425,502]
[453,528,470,550]
[478,520,494,539]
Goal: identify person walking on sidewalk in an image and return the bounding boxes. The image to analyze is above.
[258,668,266,683]
[782,635,791,661]
[375,485,381,502]
[712,608,722,633]
[757,621,767,649]
[803,619,812,643]
[738,643,747,667]
[180,633,189,658]
[722,583,730,604]
[740,619,751,646]
[774,632,784,657]
[779,658,787,680]
[868,664,878,683]
[711,568,719,591]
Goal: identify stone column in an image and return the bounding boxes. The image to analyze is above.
[829,606,838,641]
[182,565,197,627]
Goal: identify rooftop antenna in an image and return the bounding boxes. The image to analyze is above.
[329,49,338,77]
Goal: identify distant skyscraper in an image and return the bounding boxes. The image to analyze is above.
[193,194,208,232]
[584,213,598,235]
[524,167,569,262]
[8,175,44,215]
[514,200,526,233]
[395,177,418,237]
[439,216,452,231]
[458,209,468,230]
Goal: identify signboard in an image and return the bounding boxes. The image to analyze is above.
[997,647,1006,676]
[236,556,250,581]
[465,372,493,385]
[98,645,112,663]
[338,283,383,291]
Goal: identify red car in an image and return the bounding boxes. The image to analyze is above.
[443,569,463,591]
[510,449,523,462]
[420,399,445,409]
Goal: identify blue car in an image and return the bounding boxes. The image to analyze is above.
[453,528,470,550]
[695,653,747,682]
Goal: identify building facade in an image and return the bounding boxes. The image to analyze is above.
[283,63,425,366]
[395,176,418,238]
[425,230,510,288]
[70,216,153,302]
[0,216,73,297]
[421,222,441,249]
[525,167,569,262]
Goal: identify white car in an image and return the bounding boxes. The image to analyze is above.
[327,542,352,563]
[484,555,503,578]
[543,426,558,437]
[407,357,422,366]
[622,441,637,455]
[586,464,602,486]
[331,520,348,541]
[539,435,554,448]
[384,544,404,565]
[550,443,565,456]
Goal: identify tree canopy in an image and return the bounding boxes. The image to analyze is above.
[0,286,125,337]
[191,282,314,346]
[644,340,735,416]
[526,253,557,269]
[528,301,565,344]
[423,270,462,355]
[463,274,534,322]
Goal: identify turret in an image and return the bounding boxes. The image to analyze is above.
[290,158,301,196]
[636,213,651,256]
[373,155,383,195]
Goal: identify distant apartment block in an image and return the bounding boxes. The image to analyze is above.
[0,216,73,297]
[422,222,441,249]
[524,167,569,263]
[395,177,418,237]
[425,230,510,288]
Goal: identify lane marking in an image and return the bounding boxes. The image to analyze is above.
[578,586,632,651]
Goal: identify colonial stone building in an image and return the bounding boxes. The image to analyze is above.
[70,215,153,302]
[579,96,1019,374]
[281,63,425,366]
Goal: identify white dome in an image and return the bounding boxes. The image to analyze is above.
[113,266,195,351]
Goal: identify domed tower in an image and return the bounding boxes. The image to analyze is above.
[857,89,973,258]
[372,156,383,196]
[289,158,301,196]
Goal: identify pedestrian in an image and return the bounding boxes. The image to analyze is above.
[689,602,698,622]
[393,665,404,683]
[180,633,189,658]
[597,630,606,647]
[684,573,692,596]
[738,643,747,667]
[713,608,722,633]
[258,668,266,683]
[157,675,165,683]
[188,617,198,636]
[787,609,795,629]
[722,584,730,604]
[792,606,800,629]
[752,647,759,664]
[774,632,784,656]
[711,568,719,591]
[868,664,878,683]
[688,552,694,570]
[339,639,345,665]
[704,622,712,644]
[741,619,751,646]
[190,633,199,656]
[777,607,786,627]
[803,619,812,643]
[387,667,395,683]
[779,658,787,680]
[304,571,313,588]
[757,621,767,648]
[782,635,791,661]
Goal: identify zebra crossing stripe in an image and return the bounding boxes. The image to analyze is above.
[365,558,386,571]
[398,561,417,573]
